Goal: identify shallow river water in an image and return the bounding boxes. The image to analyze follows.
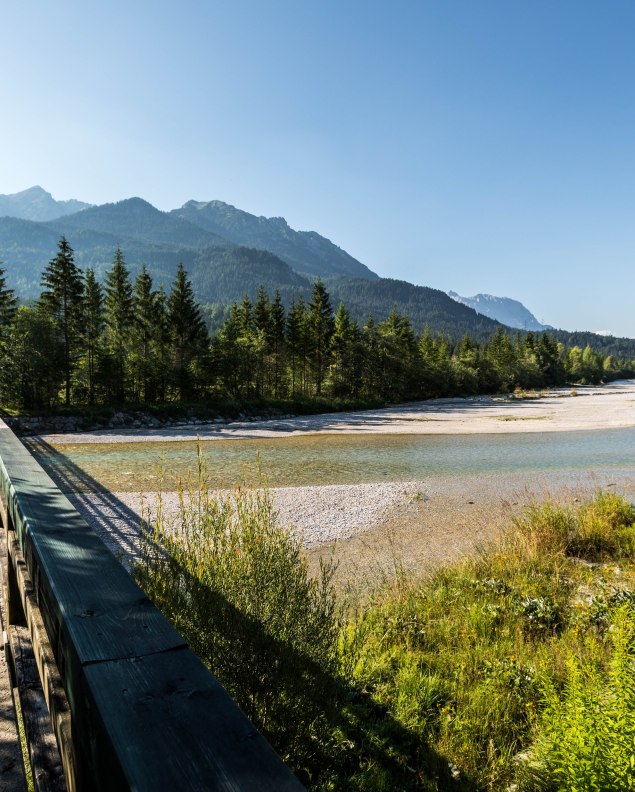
[27,426,635,494]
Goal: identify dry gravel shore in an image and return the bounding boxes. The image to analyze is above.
[67,481,425,562]
[37,380,635,446]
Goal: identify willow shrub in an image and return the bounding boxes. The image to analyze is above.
[133,451,340,778]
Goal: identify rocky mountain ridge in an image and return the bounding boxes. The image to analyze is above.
[448,291,552,332]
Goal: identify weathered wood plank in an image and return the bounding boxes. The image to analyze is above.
[81,649,305,792]
[9,624,67,792]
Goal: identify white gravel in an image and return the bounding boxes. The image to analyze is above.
[67,480,426,564]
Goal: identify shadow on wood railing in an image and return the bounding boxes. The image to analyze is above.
[0,419,304,792]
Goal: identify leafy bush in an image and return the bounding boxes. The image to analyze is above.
[133,450,340,777]
[518,606,635,791]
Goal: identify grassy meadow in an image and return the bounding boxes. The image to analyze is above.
[134,456,635,790]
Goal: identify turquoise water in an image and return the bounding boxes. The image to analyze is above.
[27,427,635,493]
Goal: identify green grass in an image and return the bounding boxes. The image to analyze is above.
[134,464,635,790]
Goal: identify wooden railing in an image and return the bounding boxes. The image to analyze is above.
[0,419,304,791]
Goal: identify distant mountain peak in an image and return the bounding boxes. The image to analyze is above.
[172,199,377,280]
[449,291,552,332]
[0,185,92,222]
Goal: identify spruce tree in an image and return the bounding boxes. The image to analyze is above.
[215,303,245,397]
[307,280,334,396]
[0,265,17,330]
[286,297,308,398]
[39,236,84,405]
[361,315,380,398]
[153,284,171,402]
[104,248,133,402]
[270,290,286,397]
[131,265,163,402]
[253,286,271,397]
[83,268,104,404]
[0,265,17,405]
[329,303,355,398]
[6,307,64,408]
[167,263,208,400]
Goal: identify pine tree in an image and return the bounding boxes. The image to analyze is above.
[83,268,104,404]
[286,298,308,398]
[39,237,84,405]
[104,248,134,402]
[307,280,334,396]
[270,290,286,398]
[131,265,165,402]
[0,265,17,405]
[0,265,17,330]
[167,263,209,400]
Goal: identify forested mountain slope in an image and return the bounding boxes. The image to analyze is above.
[328,277,504,341]
[172,199,377,280]
[192,247,311,303]
[50,198,230,249]
[1,189,634,357]
[0,193,376,298]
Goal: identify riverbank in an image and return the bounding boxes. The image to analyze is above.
[66,469,635,585]
[39,380,635,582]
[34,380,635,445]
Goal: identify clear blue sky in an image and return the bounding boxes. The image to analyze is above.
[2,1,634,335]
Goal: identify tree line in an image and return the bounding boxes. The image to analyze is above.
[0,237,632,410]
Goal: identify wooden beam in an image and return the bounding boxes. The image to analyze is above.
[0,420,305,791]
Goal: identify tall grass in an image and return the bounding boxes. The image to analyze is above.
[134,451,340,776]
[134,464,635,790]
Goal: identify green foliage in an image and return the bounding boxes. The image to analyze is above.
[3,306,63,408]
[0,264,17,330]
[104,247,134,401]
[511,491,635,562]
[167,263,209,400]
[133,453,340,778]
[2,236,634,410]
[518,607,635,791]
[129,265,165,402]
[78,267,104,404]
[341,492,635,789]
[38,236,85,405]
[307,279,334,396]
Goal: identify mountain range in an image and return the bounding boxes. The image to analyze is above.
[0,186,633,356]
[0,186,91,222]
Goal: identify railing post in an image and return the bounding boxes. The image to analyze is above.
[0,489,22,629]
